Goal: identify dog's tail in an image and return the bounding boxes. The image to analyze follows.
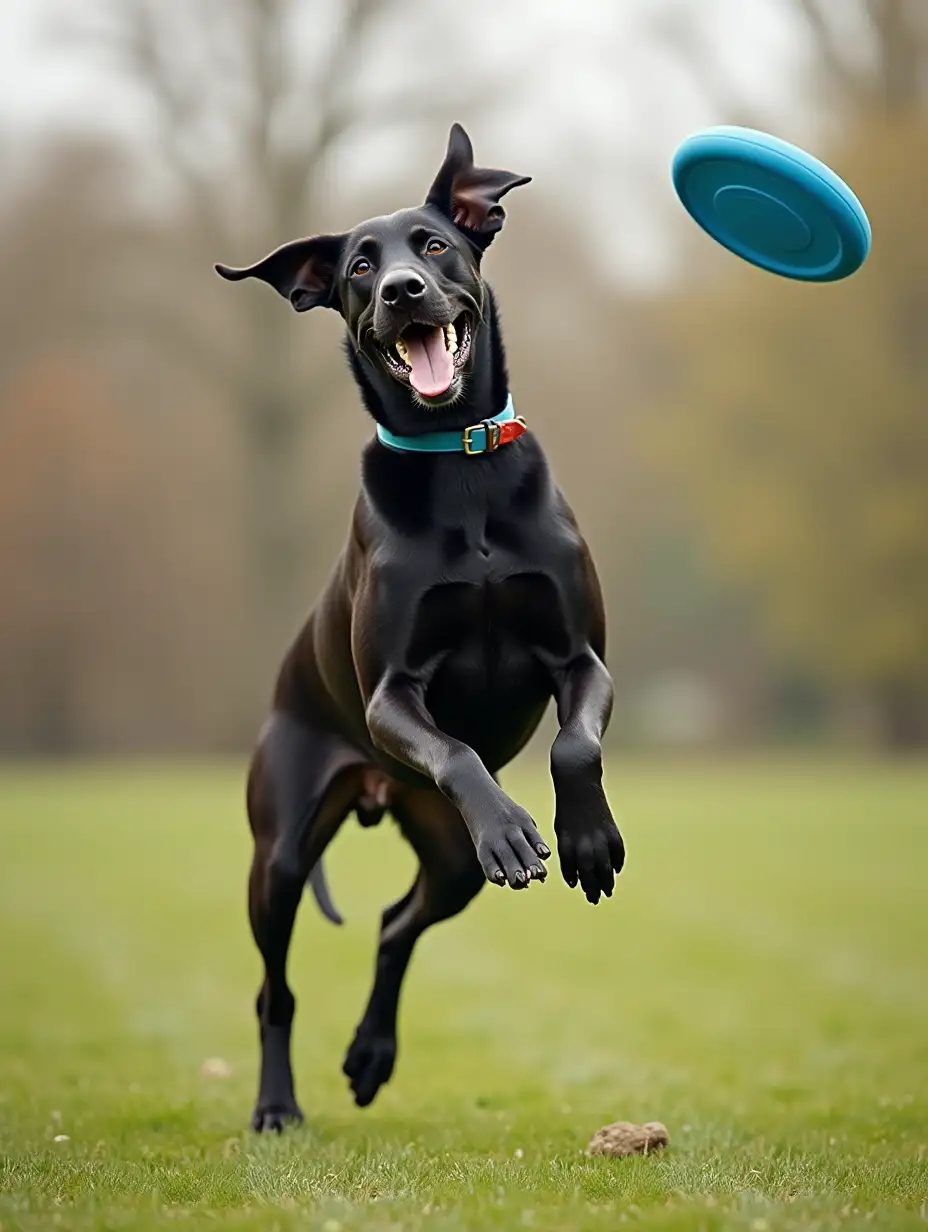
[307,860,343,926]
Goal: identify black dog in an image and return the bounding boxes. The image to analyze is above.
[216,125,624,1132]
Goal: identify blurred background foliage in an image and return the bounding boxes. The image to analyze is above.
[0,0,925,755]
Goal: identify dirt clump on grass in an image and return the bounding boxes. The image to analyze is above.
[586,1121,669,1157]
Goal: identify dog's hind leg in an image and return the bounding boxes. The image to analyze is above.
[343,785,484,1107]
[247,711,363,1132]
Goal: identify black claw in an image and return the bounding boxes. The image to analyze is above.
[251,1103,303,1133]
[536,843,551,858]
[494,869,506,884]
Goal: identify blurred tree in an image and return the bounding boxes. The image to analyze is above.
[0,351,245,755]
[0,139,147,381]
[62,0,513,725]
[647,115,928,748]
[644,0,928,121]
[0,140,244,754]
[0,358,127,753]
[796,0,928,114]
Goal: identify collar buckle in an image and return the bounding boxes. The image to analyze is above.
[462,418,502,456]
[462,423,481,455]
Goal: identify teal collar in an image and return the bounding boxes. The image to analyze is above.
[375,394,525,455]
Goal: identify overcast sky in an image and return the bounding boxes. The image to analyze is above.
[0,0,819,283]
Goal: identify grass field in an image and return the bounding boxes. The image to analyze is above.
[1,759,926,1231]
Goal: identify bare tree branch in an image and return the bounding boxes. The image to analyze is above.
[796,0,870,101]
[284,0,422,223]
[640,4,765,125]
[51,1,232,243]
[797,0,928,111]
[863,0,926,107]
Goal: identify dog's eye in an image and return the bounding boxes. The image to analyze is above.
[425,238,447,256]
[350,257,372,277]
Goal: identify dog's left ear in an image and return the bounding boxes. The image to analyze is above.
[215,233,346,312]
[426,123,531,251]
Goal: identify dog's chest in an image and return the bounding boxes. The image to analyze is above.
[404,568,569,674]
[394,489,579,673]
[366,444,583,674]
[406,570,560,761]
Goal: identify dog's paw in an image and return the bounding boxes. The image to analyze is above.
[475,803,550,890]
[250,1100,304,1133]
[343,1028,397,1107]
[555,799,625,905]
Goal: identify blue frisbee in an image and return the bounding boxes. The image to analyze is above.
[672,126,871,281]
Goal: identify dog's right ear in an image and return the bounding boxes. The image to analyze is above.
[215,233,346,312]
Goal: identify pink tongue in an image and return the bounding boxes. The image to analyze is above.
[404,327,454,398]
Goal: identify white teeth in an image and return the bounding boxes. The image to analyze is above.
[445,323,457,353]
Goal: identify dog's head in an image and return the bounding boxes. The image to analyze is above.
[216,125,529,417]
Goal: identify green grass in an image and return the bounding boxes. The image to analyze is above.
[0,759,926,1231]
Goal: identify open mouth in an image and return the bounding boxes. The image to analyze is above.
[380,313,472,402]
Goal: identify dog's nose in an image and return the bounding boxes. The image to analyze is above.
[379,268,427,308]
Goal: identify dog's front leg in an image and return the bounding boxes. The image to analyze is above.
[366,675,550,888]
[550,650,625,904]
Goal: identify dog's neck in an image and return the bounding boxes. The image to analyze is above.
[346,286,510,438]
[360,421,546,541]
[350,284,548,538]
